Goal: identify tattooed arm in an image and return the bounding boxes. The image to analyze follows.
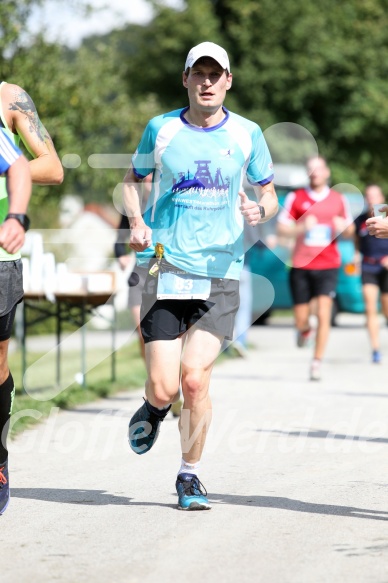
[3,83,64,185]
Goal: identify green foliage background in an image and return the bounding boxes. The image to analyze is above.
[2,0,388,217]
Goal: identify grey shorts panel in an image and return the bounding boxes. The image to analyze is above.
[141,271,240,342]
[0,260,24,317]
[128,265,148,309]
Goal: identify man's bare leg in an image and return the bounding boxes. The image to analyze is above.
[128,337,182,455]
[313,295,333,360]
[144,338,183,407]
[363,284,380,352]
[179,327,222,464]
[294,303,310,334]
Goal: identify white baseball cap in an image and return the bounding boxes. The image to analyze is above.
[185,42,231,72]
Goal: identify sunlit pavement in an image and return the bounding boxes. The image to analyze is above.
[3,314,388,583]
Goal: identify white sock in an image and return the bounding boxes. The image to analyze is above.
[178,459,201,476]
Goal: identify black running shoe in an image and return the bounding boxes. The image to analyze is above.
[128,399,171,455]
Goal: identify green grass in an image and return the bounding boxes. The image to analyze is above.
[270,309,293,318]
[9,340,147,437]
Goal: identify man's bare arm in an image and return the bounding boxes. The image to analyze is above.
[123,167,152,251]
[5,83,63,185]
[255,181,278,222]
[6,155,31,214]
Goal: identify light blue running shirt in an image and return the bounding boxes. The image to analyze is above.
[132,107,273,280]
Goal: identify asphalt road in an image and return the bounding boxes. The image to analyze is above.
[3,314,388,583]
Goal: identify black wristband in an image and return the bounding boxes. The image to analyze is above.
[5,213,30,231]
[257,204,265,220]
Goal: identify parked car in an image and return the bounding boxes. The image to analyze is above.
[245,165,365,324]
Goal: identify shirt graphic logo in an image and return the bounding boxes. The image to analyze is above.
[219,148,235,158]
[172,159,230,196]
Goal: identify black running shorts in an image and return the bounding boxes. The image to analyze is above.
[289,267,339,305]
[362,268,388,293]
[0,260,24,341]
[140,264,240,343]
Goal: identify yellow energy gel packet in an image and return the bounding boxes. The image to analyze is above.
[155,242,164,259]
[149,242,164,276]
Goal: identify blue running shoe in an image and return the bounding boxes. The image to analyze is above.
[128,399,171,455]
[0,461,9,515]
[372,350,382,364]
[176,473,211,511]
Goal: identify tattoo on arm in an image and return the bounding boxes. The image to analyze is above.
[9,88,52,144]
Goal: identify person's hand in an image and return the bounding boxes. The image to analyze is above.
[332,215,347,234]
[304,214,318,231]
[0,218,25,254]
[372,204,388,217]
[239,191,263,226]
[128,219,152,251]
[381,255,388,269]
[366,216,388,238]
[129,227,152,251]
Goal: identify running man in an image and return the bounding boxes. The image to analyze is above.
[0,81,63,515]
[356,185,388,363]
[0,129,32,514]
[277,156,354,381]
[123,42,278,510]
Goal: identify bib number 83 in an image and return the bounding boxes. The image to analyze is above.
[175,278,193,291]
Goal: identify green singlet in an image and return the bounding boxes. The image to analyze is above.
[0,81,22,261]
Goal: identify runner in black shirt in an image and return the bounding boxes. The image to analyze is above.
[355,185,388,363]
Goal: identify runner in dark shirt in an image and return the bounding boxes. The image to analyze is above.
[354,185,388,363]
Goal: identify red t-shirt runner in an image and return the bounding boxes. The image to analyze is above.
[278,187,353,269]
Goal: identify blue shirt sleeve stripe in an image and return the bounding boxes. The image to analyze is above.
[257,174,274,186]
[0,129,22,173]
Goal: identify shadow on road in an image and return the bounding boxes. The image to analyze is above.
[208,494,388,521]
[11,488,176,508]
[11,488,388,520]
[256,428,388,444]
[66,407,132,417]
[12,488,132,505]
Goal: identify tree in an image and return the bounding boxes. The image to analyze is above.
[117,0,222,110]
[211,0,388,189]
[5,0,388,208]
[119,0,388,192]
[0,0,42,67]
[5,34,161,216]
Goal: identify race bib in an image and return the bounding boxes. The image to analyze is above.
[304,224,332,247]
[157,266,211,300]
